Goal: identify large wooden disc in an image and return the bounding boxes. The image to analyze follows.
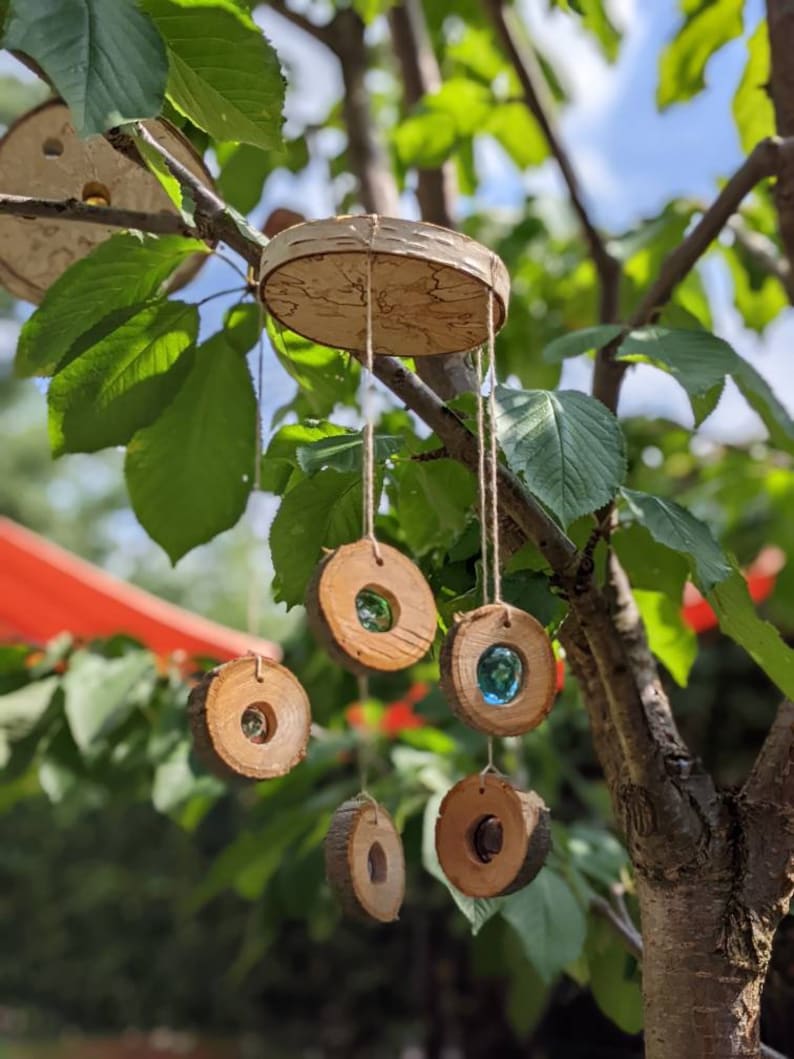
[435,774,550,898]
[187,656,311,781]
[259,215,510,358]
[0,100,213,303]
[325,797,405,922]
[440,603,556,737]
[305,539,437,674]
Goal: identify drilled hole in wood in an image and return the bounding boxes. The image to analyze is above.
[81,181,111,207]
[240,702,276,745]
[471,815,503,864]
[367,841,388,884]
[42,137,64,159]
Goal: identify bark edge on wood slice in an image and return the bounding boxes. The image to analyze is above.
[440,603,556,736]
[0,99,213,303]
[188,655,311,781]
[435,773,550,898]
[258,214,510,357]
[305,539,437,674]
[325,797,405,923]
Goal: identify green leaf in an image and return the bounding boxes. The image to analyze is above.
[586,919,643,1034]
[614,523,689,600]
[0,677,59,739]
[615,327,735,396]
[3,0,167,136]
[620,488,731,592]
[152,739,223,814]
[709,567,794,700]
[269,470,362,608]
[397,460,476,556]
[543,324,624,363]
[353,0,397,22]
[142,0,285,150]
[501,868,587,983]
[690,380,725,427]
[297,432,403,476]
[733,20,774,154]
[732,358,794,455]
[577,0,622,61]
[48,300,198,454]
[422,791,504,934]
[496,387,626,526]
[125,330,256,563]
[657,0,743,110]
[63,650,154,751]
[632,589,698,687]
[722,241,787,335]
[268,320,357,419]
[485,103,548,168]
[16,234,205,377]
[261,421,348,495]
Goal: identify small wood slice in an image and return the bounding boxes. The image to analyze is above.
[259,215,510,358]
[188,656,311,781]
[305,539,437,674]
[440,603,556,737]
[325,798,405,922]
[435,774,550,898]
[0,99,213,303]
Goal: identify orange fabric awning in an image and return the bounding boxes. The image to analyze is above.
[0,517,280,662]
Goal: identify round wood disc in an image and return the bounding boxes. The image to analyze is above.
[187,656,311,781]
[305,539,437,674]
[325,797,405,922]
[258,215,510,358]
[440,603,556,737]
[435,774,550,898]
[0,100,213,303]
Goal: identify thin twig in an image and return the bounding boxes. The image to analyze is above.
[267,0,335,46]
[0,192,196,236]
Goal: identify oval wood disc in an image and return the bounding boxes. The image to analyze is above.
[325,797,405,922]
[0,99,213,303]
[435,774,550,898]
[440,603,556,737]
[187,656,311,781]
[305,539,437,674]
[259,215,510,358]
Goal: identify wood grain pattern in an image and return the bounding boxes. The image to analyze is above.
[305,539,437,674]
[0,100,213,302]
[259,215,510,357]
[434,773,550,898]
[440,603,556,736]
[188,656,311,781]
[325,797,405,922]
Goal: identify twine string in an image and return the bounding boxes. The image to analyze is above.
[474,346,489,606]
[362,219,382,563]
[247,301,266,637]
[486,289,503,605]
[479,737,498,791]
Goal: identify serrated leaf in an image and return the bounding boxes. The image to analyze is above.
[501,868,587,983]
[691,379,725,426]
[48,300,198,454]
[63,650,155,751]
[732,358,794,455]
[709,567,794,700]
[297,432,403,475]
[125,330,256,563]
[733,19,774,154]
[657,0,743,110]
[261,421,348,495]
[267,319,357,419]
[542,324,624,363]
[615,327,736,396]
[620,488,731,592]
[496,387,626,526]
[143,0,285,150]
[269,470,363,608]
[632,589,698,687]
[397,459,476,556]
[3,0,167,136]
[16,234,205,377]
[422,792,504,934]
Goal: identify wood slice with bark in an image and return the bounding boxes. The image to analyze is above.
[325,797,405,922]
[305,539,437,674]
[435,773,550,898]
[440,603,556,736]
[258,214,510,357]
[0,100,213,302]
[188,656,311,781]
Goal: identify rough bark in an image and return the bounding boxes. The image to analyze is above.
[767,0,794,269]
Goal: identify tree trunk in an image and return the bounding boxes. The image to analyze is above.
[638,873,768,1059]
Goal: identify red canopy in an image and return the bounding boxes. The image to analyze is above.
[0,517,280,662]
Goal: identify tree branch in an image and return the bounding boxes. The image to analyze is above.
[766,0,794,271]
[0,193,196,236]
[266,0,335,47]
[728,214,794,302]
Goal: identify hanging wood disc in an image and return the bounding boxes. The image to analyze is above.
[0,100,213,303]
[306,539,437,674]
[187,656,311,781]
[325,797,405,922]
[435,774,550,898]
[258,214,510,358]
[440,603,556,737]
